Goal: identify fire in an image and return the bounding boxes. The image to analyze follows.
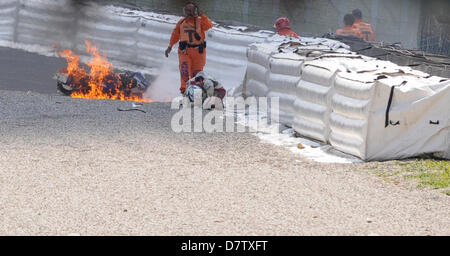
[58,40,150,102]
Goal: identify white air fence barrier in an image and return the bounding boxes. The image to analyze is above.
[0,0,17,41]
[16,0,76,48]
[240,38,449,161]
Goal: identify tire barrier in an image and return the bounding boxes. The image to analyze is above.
[243,40,450,160]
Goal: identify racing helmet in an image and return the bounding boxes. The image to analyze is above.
[185,84,206,103]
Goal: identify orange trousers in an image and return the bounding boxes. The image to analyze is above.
[178,47,206,94]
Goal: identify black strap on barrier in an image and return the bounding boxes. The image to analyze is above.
[385,86,396,128]
[430,120,440,125]
[385,81,407,128]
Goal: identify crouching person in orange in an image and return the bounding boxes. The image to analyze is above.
[165,2,213,94]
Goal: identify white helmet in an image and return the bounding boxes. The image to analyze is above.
[185,84,206,104]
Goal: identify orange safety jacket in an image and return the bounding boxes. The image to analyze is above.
[277,28,300,39]
[336,26,362,38]
[169,14,213,49]
[180,17,203,45]
[353,20,375,41]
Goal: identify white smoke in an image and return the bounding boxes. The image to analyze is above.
[144,60,180,102]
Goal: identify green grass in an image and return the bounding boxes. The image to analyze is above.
[372,159,450,195]
[408,160,450,189]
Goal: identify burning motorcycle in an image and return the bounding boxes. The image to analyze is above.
[56,40,150,102]
[56,68,149,100]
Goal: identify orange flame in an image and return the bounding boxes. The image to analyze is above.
[58,40,150,102]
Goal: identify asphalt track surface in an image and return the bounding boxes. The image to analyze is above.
[0,47,449,235]
[0,47,66,94]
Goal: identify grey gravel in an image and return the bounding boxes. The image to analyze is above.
[0,90,449,235]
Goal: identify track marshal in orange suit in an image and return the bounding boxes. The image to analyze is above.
[165,2,214,94]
